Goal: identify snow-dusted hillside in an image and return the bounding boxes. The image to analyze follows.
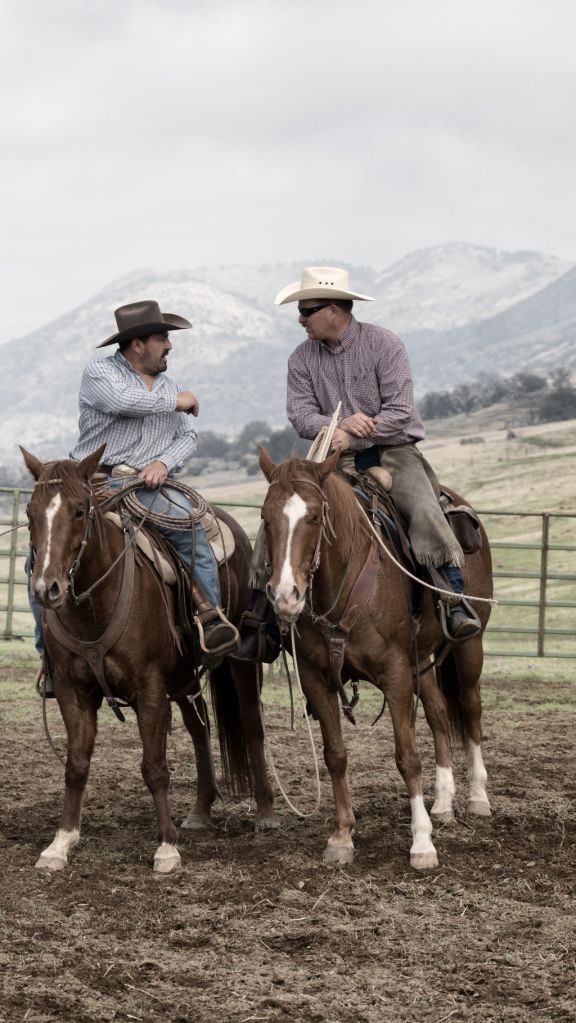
[4,243,574,475]
[370,242,571,331]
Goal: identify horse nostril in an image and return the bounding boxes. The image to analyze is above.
[265,581,275,602]
[48,581,62,602]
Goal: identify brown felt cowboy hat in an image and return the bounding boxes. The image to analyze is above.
[97,300,193,348]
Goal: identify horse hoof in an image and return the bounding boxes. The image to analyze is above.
[153,853,181,875]
[467,799,491,817]
[323,844,354,865]
[35,854,66,871]
[254,815,281,832]
[431,810,455,825]
[180,811,211,831]
[410,850,438,871]
[153,843,181,874]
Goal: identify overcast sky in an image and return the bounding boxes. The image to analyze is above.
[2,0,575,341]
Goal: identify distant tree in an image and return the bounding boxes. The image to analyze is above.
[197,431,231,458]
[233,420,271,455]
[475,372,510,406]
[420,390,457,420]
[537,368,576,422]
[267,426,308,462]
[510,371,547,395]
[452,383,483,415]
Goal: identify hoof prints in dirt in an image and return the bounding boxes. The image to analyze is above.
[1,671,575,1022]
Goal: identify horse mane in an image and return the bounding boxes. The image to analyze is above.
[323,470,362,537]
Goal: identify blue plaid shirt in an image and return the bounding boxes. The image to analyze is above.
[70,351,198,472]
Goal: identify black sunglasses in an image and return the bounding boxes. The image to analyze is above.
[298,303,333,318]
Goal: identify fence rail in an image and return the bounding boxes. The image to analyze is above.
[1,486,574,658]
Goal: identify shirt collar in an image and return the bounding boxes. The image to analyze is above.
[320,315,359,354]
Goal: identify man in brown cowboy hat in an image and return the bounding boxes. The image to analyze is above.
[69,300,238,657]
[235,267,480,657]
[33,299,238,694]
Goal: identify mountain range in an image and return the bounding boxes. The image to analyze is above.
[3,242,575,476]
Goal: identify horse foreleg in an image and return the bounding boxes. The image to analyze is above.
[386,661,438,870]
[418,673,456,823]
[176,693,219,830]
[231,662,279,832]
[136,691,180,873]
[36,689,97,872]
[299,665,355,865]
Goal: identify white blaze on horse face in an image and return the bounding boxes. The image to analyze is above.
[36,492,63,595]
[274,492,308,614]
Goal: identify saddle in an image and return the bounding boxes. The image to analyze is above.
[341,463,482,624]
[103,506,235,586]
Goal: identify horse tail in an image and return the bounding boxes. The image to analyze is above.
[434,651,468,746]
[209,660,253,798]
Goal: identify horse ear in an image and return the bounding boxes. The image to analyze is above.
[78,444,107,480]
[259,446,276,482]
[19,446,44,481]
[318,449,340,482]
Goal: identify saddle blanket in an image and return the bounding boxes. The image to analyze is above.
[104,509,235,586]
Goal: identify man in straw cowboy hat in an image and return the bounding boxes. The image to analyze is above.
[234,267,479,658]
[31,299,238,694]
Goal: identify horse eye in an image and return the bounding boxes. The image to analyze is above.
[74,506,85,520]
[307,513,320,525]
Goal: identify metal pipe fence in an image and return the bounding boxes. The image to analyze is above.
[1,486,574,658]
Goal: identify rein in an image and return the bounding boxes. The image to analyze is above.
[270,473,378,724]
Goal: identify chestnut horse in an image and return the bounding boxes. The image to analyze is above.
[21,445,278,873]
[259,449,493,869]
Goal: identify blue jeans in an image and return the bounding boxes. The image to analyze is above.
[25,552,43,655]
[133,485,221,606]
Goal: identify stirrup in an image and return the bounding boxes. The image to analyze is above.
[438,599,481,643]
[231,620,280,663]
[194,609,239,658]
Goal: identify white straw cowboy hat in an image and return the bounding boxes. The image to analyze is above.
[274,266,374,306]
[97,300,193,348]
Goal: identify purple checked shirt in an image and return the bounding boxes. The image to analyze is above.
[287,316,425,450]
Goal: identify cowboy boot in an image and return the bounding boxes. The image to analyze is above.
[37,655,56,699]
[190,580,239,659]
[231,591,281,663]
[439,566,482,641]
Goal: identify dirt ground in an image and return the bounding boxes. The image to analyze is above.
[1,658,575,1023]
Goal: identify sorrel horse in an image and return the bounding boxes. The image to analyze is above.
[21,445,278,873]
[259,448,493,869]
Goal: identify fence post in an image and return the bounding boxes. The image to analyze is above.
[4,488,21,640]
[537,512,550,657]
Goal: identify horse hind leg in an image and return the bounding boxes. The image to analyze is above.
[443,639,491,817]
[418,672,456,823]
[214,659,280,832]
[176,691,219,831]
[36,688,97,872]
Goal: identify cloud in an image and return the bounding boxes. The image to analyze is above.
[2,0,576,341]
